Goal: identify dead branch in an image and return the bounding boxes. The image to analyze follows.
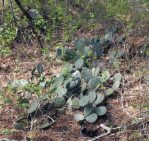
[88,124,120,141]
[14,0,43,48]
[88,115,149,141]
[9,0,17,26]
[88,124,122,141]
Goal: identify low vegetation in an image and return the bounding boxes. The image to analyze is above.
[0,0,148,141]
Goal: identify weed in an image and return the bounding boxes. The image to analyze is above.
[0,129,14,135]
[0,46,12,57]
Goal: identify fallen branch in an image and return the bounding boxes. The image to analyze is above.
[88,115,149,141]
[9,0,17,26]
[88,124,120,141]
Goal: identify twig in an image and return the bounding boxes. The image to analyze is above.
[1,0,5,23]
[9,0,17,26]
[87,124,112,141]
[30,119,37,130]
[45,115,55,123]
[88,115,149,141]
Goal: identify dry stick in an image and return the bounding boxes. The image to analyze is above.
[9,0,17,26]
[1,0,4,23]
[2,0,4,7]
[30,119,37,130]
[88,124,113,141]
[14,0,43,49]
[88,124,121,141]
[88,115,149,141]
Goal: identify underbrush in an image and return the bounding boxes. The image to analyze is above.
[0,26,148,140]
[0,0,149,140]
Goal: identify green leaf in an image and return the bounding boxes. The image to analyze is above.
[63,77,73,88]
[62,47,77,61]
[57,108,65,115]
[95,106,107,116]
[54,97,66,108]
[38,122,52,129]
[113,73,122,82]
[72,70,81,78]
[72,97,80,109]
[74,58,84,70]
[69,80,78,89]
[39,81,46,87]
[74,113,84,122]
[109,50,117,60]
[84,38,93,46]
[144,45,149,56]
[67,77,81,95]
[85,113,98,123]
[36,63,44,75]
[116,35,126,43]
[67,97,72,111]
[92,36,100,43]
[14,117,28,130]
[74,39,85,51]
[101,71,110,82]
[55,75,64,86]
[81,81,87,92]
[27,101,39,114]
[9,79,29,88]
[56,48,62,58]
[94,93,105,105]
[94,42,104,58]
[82,46,93,57]
[105,88,114,96]
[112,81,120,91]
[104,33,112,42]
[79,95,89,107]
[81,67,92,81]
[92,67,100,77]
[14,122,24,130]
[40,94,49,101]
[62,63,73,75]
[84,103,94,116]
[89,77,100,90]
[88,91,97,103]
[55,86,67,96]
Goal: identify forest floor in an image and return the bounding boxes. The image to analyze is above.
[0,27,149,141]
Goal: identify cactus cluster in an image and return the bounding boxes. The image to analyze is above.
[48,56,122,123]
[56,26,125,62]
[26,27,123,124]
